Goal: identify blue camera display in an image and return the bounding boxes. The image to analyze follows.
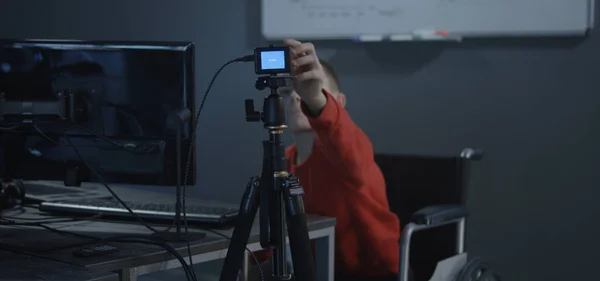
[254,46,291,75]
[260,50,286,70]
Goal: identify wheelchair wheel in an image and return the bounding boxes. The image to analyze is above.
[478,269,500,281]
[454,257,499,281]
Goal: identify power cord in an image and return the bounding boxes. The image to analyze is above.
[69,123,157,154]
[0,220,197,281]
[1,207,102,222]
[31,123,60,145]
[1,54,258,281]
[24,121,178,234]
[0,218,264,281]
[62,133,172,234]
[180,54,254,278]
[63,131,195,278]
[5,120,171,233]
[54,54,255,281]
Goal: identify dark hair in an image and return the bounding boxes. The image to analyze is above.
[319,59,341,92]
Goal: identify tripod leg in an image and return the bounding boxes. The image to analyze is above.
[284,175,316,281]
[219,176,261,281]
[260,141,272,248]
[271,178,289,279]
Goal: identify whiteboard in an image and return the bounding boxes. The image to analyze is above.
[261,0,595,41]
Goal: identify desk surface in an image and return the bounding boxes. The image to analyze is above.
[0,184,336,279]
[0,251,118,281]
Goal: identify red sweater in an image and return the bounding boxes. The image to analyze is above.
[286,90,400,276]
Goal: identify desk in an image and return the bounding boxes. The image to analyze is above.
[0,251,118,281]
[0,186,336,281]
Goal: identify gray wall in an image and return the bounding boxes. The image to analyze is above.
[1,0,599,280]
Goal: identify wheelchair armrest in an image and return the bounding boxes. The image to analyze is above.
[411,204,468,226]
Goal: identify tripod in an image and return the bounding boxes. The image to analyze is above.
[219,76,315,281]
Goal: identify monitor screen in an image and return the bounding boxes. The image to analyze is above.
[0,40,196,186]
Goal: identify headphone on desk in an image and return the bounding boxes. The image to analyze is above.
[0,179,26,210]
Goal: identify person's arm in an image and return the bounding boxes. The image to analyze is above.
[300,89,374,188]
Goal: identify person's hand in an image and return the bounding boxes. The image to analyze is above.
[284,39,328,114]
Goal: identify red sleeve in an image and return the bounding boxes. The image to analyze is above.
[300,89,374,188]
[249,249,273,265]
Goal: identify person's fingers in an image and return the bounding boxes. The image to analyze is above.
[294,69,321,82]
[293,53,318,69]
[290,42,316,58]
[284,38,302,47]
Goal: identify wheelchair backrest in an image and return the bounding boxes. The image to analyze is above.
[374,152,475,281]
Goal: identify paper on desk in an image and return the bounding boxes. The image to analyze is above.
[429,253,467,281]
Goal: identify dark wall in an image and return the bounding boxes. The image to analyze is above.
[1,0,598,280]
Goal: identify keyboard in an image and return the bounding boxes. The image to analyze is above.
[39,198,239,225]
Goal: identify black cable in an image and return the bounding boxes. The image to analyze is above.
[1,216,262,281]
[62,123,196,278]
[59,105,188,279]
[119,238,196,281]
[2,120,153,153]
[0,219,142,252]
[1,209,103,223]
[69,123,155,155]
[0,219,270,281]
[1,217,78,224]
[0,229,197,281]
[180,54,255,279]
[1,54,257,281]
[0,239,195,281]
[27,121,176,232]
[0,222,196,281]
[0,124,23,130]
[31,123,60,145]
[63,133,173,234]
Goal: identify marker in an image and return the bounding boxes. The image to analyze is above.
[389,34,414,41]
[355,35,384,42]
[435,30,449,37]
[413,29,450,40]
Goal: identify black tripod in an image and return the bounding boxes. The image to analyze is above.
[219,76,315,281]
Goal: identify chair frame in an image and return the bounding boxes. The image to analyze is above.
[384,148,483,281]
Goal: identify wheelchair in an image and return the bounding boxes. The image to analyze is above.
[375,148,501,281]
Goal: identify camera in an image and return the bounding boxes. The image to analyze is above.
[254,46,291,75]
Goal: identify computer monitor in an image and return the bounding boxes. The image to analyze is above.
[0,39,196,189]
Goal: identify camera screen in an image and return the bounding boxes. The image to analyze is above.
[260,50,286,70]
[254,46,290,75]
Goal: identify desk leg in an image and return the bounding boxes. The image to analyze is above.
[314,227,335,281]
[117,268,138,281]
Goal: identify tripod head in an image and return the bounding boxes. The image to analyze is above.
[245,75,292,131]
